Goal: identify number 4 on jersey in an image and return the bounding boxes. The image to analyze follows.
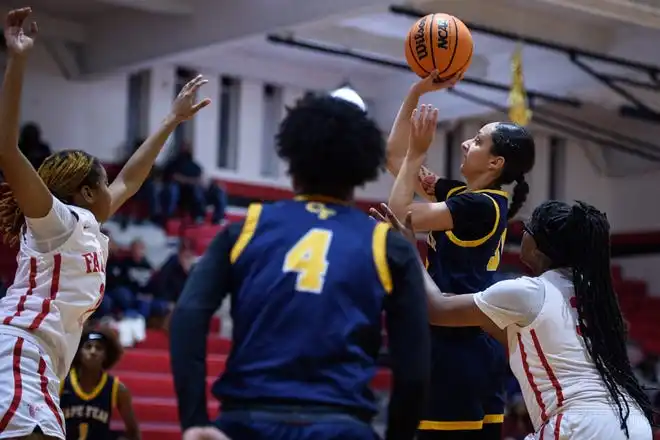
[283,229,333,294]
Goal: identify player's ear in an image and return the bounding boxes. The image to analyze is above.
[488,155,505,172]
[80,185,95,204]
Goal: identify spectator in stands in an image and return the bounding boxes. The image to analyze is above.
[19,122,51,170]
[161,143,227,224]
[122,239,155,315]
[128,138,162,224]
[151,240,196,309]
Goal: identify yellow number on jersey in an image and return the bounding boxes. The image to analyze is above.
[78,423,89,440]
[487,229,507,272]
[283,228,333,294]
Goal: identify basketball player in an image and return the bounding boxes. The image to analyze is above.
[61,326,139,440]
[0,7,209,440]
[385,73,535,440]
[170,94,431,440]
[376,201,655,440]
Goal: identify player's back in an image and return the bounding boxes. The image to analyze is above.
[426,184,509,296]
[214,197,391,416]
[60,369,118,440]
[0,204,108,378]
[508,270,619,430]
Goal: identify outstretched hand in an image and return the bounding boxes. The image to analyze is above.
[370,203,417,246]
[4,7,38,57]
[171,75,212,122]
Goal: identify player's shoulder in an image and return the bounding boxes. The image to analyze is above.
[490,275,545,295]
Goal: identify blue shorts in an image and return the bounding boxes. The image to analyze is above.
[420,328,507,432]
[215,408,379,440]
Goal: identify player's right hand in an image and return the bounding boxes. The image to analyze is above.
[170,74,212,122]
[370,203,417,246]
[4,7,38,57]
[182,426,231,440]
[412,70,464,96]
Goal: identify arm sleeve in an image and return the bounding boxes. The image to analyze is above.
[382,230,431,440]
[473,277,545,329]
[169,221,243,430]
[25,196,77,252]
[444,192,498,240]
[434,178,466,202]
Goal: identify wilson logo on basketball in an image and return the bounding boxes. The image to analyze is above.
[437,19,449,50]
[414,16,428,60]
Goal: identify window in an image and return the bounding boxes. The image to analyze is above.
[549,135,567,200]
[261,84,283,177]
[126,69,150,152]
[174,67,196,153]
[218,76,240,170]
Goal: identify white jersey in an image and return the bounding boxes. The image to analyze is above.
[0,204,108,379]
[506,270,627,429]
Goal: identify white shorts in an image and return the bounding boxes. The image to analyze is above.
[527,408,652,440]
[0,328,65,439]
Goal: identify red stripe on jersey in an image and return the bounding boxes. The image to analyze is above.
[38,356,63,434]
[517,332,548,421]
[3,257,38,325]
[0,338,24,432]
[554,413,564,439]
[530,329,565,409]
[28,254,62,331]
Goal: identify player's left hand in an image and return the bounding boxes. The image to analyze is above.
[370,203,417,246]
[170,74,212,122]
[408,104,439,158]
[182,426,231,440]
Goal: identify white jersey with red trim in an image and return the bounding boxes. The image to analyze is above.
[507,270,615,430]
[0,205,107,379]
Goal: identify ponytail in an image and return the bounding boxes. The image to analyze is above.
[508,175,529,219]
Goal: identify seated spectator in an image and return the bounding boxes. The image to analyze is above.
[150,241,196,318]
[160,143,227,224]
[19,122,51,170]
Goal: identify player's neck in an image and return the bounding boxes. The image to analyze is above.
[76,367,105,390]
[464,173,497,192]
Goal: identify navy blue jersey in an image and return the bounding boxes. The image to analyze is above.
[60,369,118,440]
[426,179,509,295]
[213,197,393,415]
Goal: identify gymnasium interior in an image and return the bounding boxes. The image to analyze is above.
[1,0,660,438]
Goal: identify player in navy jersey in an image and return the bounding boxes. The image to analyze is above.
[170,94,431,440]
[385,72,535,440]
[60,327,140,440]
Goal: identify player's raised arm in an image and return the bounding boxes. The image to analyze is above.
[170,224,238,435]
[386,71,460,201]
[107,75,211,220]
[389,104,457,232]
[0,8,54,220]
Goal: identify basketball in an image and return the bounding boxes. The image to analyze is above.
[405,13,474,79]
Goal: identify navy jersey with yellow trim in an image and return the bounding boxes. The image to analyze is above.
[60,369,119,440]
[427,179,509,295]
[213,198,392,415]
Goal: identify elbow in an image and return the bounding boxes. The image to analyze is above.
[385,147,402,176]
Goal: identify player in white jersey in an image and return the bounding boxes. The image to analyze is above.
[0,7,210,440]
[373,201,654,439]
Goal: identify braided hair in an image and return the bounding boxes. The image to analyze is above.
[526,200,655,436]
[0,150,104,247]
[489,123,535,219]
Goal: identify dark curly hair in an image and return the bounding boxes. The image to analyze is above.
[276,94,385,199]
[73,324,124,371]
